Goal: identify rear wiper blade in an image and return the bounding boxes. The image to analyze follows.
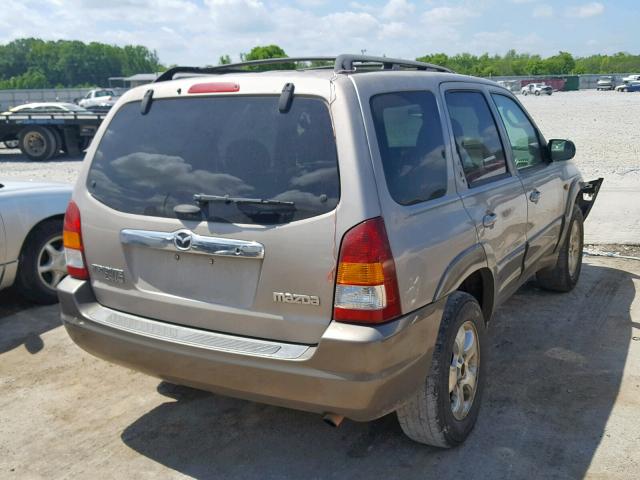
[193,193,295,207]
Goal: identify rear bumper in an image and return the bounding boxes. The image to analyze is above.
[58,278,444,421]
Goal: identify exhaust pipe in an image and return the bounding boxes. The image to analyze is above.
[323,413,344,428]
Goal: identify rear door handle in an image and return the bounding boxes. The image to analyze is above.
[529,189,541,204]
[483,212,497,228]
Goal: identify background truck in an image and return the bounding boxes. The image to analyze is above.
[77,89,119,111]
[0,111,106,160]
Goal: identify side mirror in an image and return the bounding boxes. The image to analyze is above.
[548,139,576,161]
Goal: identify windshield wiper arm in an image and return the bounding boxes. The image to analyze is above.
[193,193,295,207]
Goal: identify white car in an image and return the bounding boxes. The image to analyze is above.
[521,83,553,96]
[1,102,89,115]
[0,181,71,303]
[622,74,640,83]
[77,89,119,110]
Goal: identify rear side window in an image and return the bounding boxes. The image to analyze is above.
[87,96,339,225]
[445,91,508,187]
[370,91,447,205]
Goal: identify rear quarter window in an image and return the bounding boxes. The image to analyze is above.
[87,95,340,225]
[370,91,447,205]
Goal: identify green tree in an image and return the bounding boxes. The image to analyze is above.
[543,51,575,75]
[240,45,294,70]
[0,38,164,88]
[218,54,232,65]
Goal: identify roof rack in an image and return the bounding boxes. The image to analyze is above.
[334,54,451,73]
[155,54,452,82]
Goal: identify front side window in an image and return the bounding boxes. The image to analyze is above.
[445,91,508,187]
[87,96,340,224]
[492,94,545,170]
[370,91,447,205]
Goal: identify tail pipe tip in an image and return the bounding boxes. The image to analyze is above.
[322,413,344,428]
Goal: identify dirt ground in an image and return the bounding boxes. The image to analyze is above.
[1,256,639,479]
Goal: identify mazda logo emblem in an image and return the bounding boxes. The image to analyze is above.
[174,231,193,251]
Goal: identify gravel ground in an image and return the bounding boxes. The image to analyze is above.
[2,256,639,479]
[0,148,82,184]
[520,90,640,183]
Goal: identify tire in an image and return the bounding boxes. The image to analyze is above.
[535,90,541,96]
[15,219,67,304]
[523,91,528,96]
[396,291,486,447]
[50,128,63,157]
[18,126,57,161]
[536,205,584,292]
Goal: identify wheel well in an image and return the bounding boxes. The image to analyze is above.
[19,215,64,260]
[456,268,494,323]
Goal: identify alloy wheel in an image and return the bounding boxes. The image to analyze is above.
[37,235,67,290]
[449,320,480,421]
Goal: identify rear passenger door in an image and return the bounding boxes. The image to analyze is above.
[363,86,479,314]
[441,83,528,300]
[489,91,564,270]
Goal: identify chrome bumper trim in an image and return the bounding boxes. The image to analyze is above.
[86,305,309,359]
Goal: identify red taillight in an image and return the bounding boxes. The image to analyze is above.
[333,217,401,324]
[62,201,88,280]
[188,82,240,94]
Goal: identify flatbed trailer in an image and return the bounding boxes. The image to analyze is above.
[0,112,107,161]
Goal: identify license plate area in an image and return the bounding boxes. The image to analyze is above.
[123,246,261,308]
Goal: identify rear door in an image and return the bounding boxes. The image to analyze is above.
[79,93,342,345]
[490,91,564,270]
[441,83,528,299]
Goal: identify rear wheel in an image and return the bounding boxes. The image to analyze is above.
[15,219,67,304]
[536,205,584,292]
[396,291,486,447]
[18,126,57,161]
[535,90,541,96]
[50,128,63,157]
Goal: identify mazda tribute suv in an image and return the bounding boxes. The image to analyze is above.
[58,55,602,447]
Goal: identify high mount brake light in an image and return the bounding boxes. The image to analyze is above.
[333,217,401,324]
[63,201,88,280]
[188,82,240,94]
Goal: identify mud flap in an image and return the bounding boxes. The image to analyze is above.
[577,178,603,220]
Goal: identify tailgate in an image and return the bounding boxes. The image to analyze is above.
[80,93,340,345]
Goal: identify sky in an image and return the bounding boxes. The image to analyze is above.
[0,1,637,66]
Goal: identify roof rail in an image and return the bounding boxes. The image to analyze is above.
[155,57,336,82]
[155,55,452,82]
[334,54,452,73]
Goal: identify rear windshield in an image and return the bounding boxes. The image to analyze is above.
[87,96,340,224]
